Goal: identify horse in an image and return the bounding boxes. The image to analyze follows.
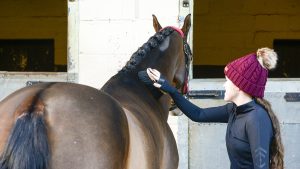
[0,14,192,169]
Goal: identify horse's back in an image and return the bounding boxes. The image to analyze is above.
[0,82,129,169]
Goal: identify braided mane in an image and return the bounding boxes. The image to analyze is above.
[119,27,175,73]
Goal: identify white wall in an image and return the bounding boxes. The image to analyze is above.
[78,0,180,88]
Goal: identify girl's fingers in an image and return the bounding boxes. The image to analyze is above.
[150,69,160,77]
[149,68,160,80]
[146,68,162,88]
[147,68,157,82]
[153,69,161,76]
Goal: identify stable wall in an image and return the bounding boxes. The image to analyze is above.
[78,0,181,88]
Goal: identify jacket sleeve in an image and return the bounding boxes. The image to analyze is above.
[246,111,273,169]
[161,81,231,123]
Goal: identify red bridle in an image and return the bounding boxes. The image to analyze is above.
[161,26,185,38]
[160,26,192,95]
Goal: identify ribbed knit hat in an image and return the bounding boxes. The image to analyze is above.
[224,48,278,98]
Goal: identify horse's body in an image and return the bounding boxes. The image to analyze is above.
[0,82,128,168]
[0,15,191,169]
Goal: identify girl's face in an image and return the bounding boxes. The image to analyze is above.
[223,76,240,102]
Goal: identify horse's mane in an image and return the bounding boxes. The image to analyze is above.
[119,27,175,73]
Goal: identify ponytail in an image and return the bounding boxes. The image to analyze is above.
[256,98,284,169]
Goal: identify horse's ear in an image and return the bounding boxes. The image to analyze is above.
[152,14,162,33]
[181,14,191,38]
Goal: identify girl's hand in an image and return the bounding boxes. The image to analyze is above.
[146,68,162,88]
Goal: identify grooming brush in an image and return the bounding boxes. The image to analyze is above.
[138,70,164,99]
[138,70,154,85]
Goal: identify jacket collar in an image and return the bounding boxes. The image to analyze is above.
[234,100,256,114]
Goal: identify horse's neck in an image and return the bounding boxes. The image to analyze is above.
[101,74,171,121]
[102,74,160,101]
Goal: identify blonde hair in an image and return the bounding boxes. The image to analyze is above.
[256,47,278,70]
[256,47,284,168]
[256,98,284,169]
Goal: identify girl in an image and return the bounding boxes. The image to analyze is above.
[140,47,284,169]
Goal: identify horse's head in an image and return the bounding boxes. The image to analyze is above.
[110,14,192,118]
[118,14,192,98]
[152,14,192,95]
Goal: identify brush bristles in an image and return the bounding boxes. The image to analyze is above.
[138,70,153,85]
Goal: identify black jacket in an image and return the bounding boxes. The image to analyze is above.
[162,83,273,169]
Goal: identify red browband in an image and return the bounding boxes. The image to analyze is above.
[161,26,184,38]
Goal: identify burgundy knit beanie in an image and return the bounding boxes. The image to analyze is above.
[224,48,278,98]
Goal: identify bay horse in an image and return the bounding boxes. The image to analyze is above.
[0,14,191,169]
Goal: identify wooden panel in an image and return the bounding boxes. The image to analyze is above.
[0,0,67,67]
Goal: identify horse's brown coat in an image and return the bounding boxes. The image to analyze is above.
[0,14,191,169]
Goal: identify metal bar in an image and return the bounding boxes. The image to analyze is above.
[284,92,300,102]
[26,81,44,86]
[188,90,225,99]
